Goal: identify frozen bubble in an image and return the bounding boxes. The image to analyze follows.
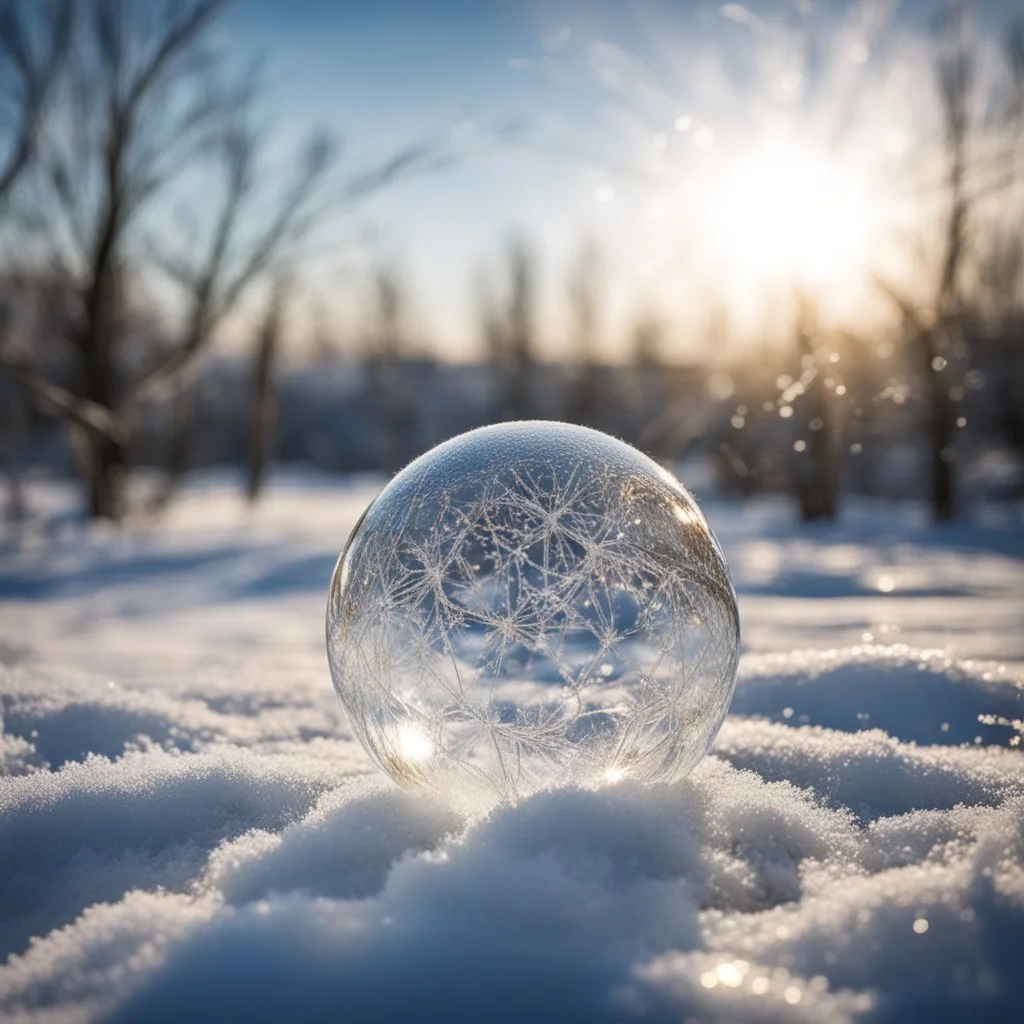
[326,422,739,808]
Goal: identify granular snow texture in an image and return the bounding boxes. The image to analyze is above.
[1,474,1022,1023]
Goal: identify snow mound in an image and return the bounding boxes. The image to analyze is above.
[0,720,44,777]
[2,477,1023,1022]
[715,719,1022,821]
[733,644,1024,747]
[0,743,354,962]
[0,666,351,769]
[0,647,1022,1022]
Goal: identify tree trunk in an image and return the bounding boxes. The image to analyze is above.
[1,384,28,524]
[568,360,600,428]
[247,282,285,503]
[247,347,276,503]
[918,327,956,522]
[792,306,839,522]
[993,330,1024,462]
[504,356,532,421]
[87,432,128,520]
[82,328,126,520]
[148,383,193,513]
[799,416,838,522]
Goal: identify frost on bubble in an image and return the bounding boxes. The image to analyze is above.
[326,422,740,808]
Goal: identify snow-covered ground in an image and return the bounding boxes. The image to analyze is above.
[1,470,1022,1022]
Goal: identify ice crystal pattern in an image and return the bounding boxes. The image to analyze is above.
[327,422,739,807]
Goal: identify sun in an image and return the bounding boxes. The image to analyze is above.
[708,142,875,295]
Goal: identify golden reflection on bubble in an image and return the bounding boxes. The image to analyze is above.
[675,503,699,528]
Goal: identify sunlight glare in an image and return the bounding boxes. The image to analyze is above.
[693,127,715,149]
[709,143,873,291]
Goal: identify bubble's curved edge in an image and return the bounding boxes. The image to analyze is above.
[381,420,699,500]
[325,501,370,682]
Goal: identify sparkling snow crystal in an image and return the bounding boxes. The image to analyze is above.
[326,422,740,806]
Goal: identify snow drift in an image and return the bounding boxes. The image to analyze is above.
[1,478,1022,1021]
[1,646,1021,1023]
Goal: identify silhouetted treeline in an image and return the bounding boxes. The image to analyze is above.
[1,0,1023,525]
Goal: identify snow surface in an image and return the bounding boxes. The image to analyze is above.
[1,471,1022,1022]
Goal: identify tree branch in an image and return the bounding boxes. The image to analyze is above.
[0,0,72,202]
[0,347,125,441]
[870,272,934,336]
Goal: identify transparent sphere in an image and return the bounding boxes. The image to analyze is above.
[327,422,739,808]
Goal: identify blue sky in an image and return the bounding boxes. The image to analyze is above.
[215,0,1023,360]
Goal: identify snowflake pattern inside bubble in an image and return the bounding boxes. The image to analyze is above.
[327,422,739,808]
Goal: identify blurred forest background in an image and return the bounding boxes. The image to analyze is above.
[0,0,1022,525]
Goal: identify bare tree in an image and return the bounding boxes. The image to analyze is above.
[790,295,839,522]
[0,1,335,519]
[629,308,666,443]
[971,28,1024,463]
[0,1,72,519]
[0,1,482,518]
[0,1,239,517]
[566,236,602,427]
[365,265,405,394]
[480,233,537,421]
[363,264,415,471]
[0,344,28,522]
[630,310,664,370]
[247,272,288,503]
[875,6,1024,520]
[0,0,72,208]
[144,121,334,507]
[55,1,233,518]
[927,4,973,520]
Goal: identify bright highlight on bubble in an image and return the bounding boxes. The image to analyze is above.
[327,422,740,808]
[396,724,434,763]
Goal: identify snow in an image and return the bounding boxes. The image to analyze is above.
[1,470,1022,1022]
